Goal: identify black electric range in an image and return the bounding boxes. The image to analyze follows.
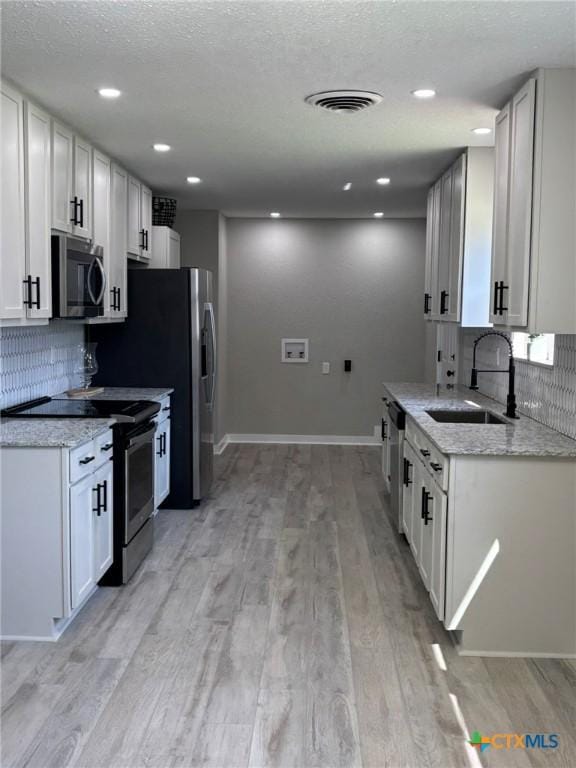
[2,396,161,585]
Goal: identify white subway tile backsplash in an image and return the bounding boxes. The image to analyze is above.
[0,323,85,409]
[460,330,576,440]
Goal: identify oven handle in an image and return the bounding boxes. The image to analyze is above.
[93,256,107,305]
[87,258,98,305]
[126,423,156,450]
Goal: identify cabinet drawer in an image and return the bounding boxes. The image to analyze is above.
[70,440,98,484]
[406,418,449,491]
[94,429,114,468]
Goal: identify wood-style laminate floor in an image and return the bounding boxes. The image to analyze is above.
[2,444,576,768]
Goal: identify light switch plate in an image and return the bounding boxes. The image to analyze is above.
[322,362,330,374]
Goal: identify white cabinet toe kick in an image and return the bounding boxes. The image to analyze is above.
[401,418,576,658]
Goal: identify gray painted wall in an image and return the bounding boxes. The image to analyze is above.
[226,218,427,436]
[173,209,228,444]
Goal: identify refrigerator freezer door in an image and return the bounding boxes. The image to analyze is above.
[190,269,214,500]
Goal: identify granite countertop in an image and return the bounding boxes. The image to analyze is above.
[54,386,174,401]
[0,418,115,448]
[383,382,576,458]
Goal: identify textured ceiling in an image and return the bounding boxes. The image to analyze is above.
[1,1,575,217]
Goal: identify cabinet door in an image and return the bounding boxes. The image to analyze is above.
[505,78,536,327]
[168,230,181,268]
[127,176,141,256]
[429,483,447,621]
[410,460,424,562]
[92,150,111,313]
[401,443,416,540]
[435,170,453,320]
[24,101,52,320]
[72,136,92,239]
[1,82,26,319]
[419,482,433,590]
[140,185,152,260]
[154,418,170,507]
[423,188,435,318]
[69,474,96,611]
[445,154,466,322]
[51,120,73,234]
[110,165,128,317]
[93,461,113,581]
[490,103,511,324]
[381,412,390,492]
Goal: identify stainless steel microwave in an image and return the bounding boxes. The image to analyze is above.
[51,235,105,318]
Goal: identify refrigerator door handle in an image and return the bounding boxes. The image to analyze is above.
[205,301,216,409]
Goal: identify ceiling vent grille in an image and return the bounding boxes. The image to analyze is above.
[305,90,382,114]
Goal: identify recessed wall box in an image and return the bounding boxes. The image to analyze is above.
[281,338,309,363]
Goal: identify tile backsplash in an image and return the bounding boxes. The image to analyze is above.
[460,330,576,440]
[0,323,86,410]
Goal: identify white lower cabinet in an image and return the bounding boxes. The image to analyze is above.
[70,473,96,610]
[1,429,114,640]
[154,396,172,508]
[402,416,576,656]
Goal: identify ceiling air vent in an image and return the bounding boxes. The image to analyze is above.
[305,90,382,114]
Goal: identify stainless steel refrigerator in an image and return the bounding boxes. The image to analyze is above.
[91,268,216,507]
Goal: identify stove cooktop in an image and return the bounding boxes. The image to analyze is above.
[1,397,160,423]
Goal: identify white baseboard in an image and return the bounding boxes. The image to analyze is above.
[214,435,230,455]
[223,433,380,446]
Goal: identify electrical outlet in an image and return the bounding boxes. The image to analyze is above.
[322,362,330,374]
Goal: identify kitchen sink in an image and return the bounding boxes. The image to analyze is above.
[425,409,507,425]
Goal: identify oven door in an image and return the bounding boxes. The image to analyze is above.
[124,423,155,544]
[53,235,105,318]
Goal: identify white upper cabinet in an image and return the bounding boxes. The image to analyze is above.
[51,121,92,240]
[24,101,52,320]
[150,226,181,268]
[425,148,494,326]
[72,136,92,240]
[1,83,52,324]
[127,177,152,262]
[51,120,73,234]
[491,69,576,332]
[109,164,128,318]
[1,82,26,320]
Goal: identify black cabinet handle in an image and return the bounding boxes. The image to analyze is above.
[93,484,101,515]
[381,419,387,441]
[101,480,107,512]
[430,462,442,472]
[440,290,448,315]
[32,277,40,309]
[446,370,455,377]
[23,275,33,307]
[162,406,170,412]
[403,458,412,487]
[420,448,430,457]
[101,442,113,452]
[493,280,500,315]
[70,196,79,224]
[140,228,146,250]
[117,287,121,312]
[424,293,431,314]
[144,230,149,251]
[161,432,167,455]
[79,455,95,465]
[78,198,84,228]
[499,282,508,313]
[421,488,433,525]
[156,435,163,457]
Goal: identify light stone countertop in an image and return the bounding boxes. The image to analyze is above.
[0,418,115,448]
[54,386,174,401]
[382,382,576,458]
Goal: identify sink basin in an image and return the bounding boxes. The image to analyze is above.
[425,409,506,425]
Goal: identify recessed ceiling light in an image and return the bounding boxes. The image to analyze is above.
[343,182,352,191]
[411,89,436,99]
[472,127,492,135]
[270,212,281,218]
[376,177,391,185]
[153,143,171,152]
[98,87,121,99]
[373,212,384,218]
[186,176,202,184]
